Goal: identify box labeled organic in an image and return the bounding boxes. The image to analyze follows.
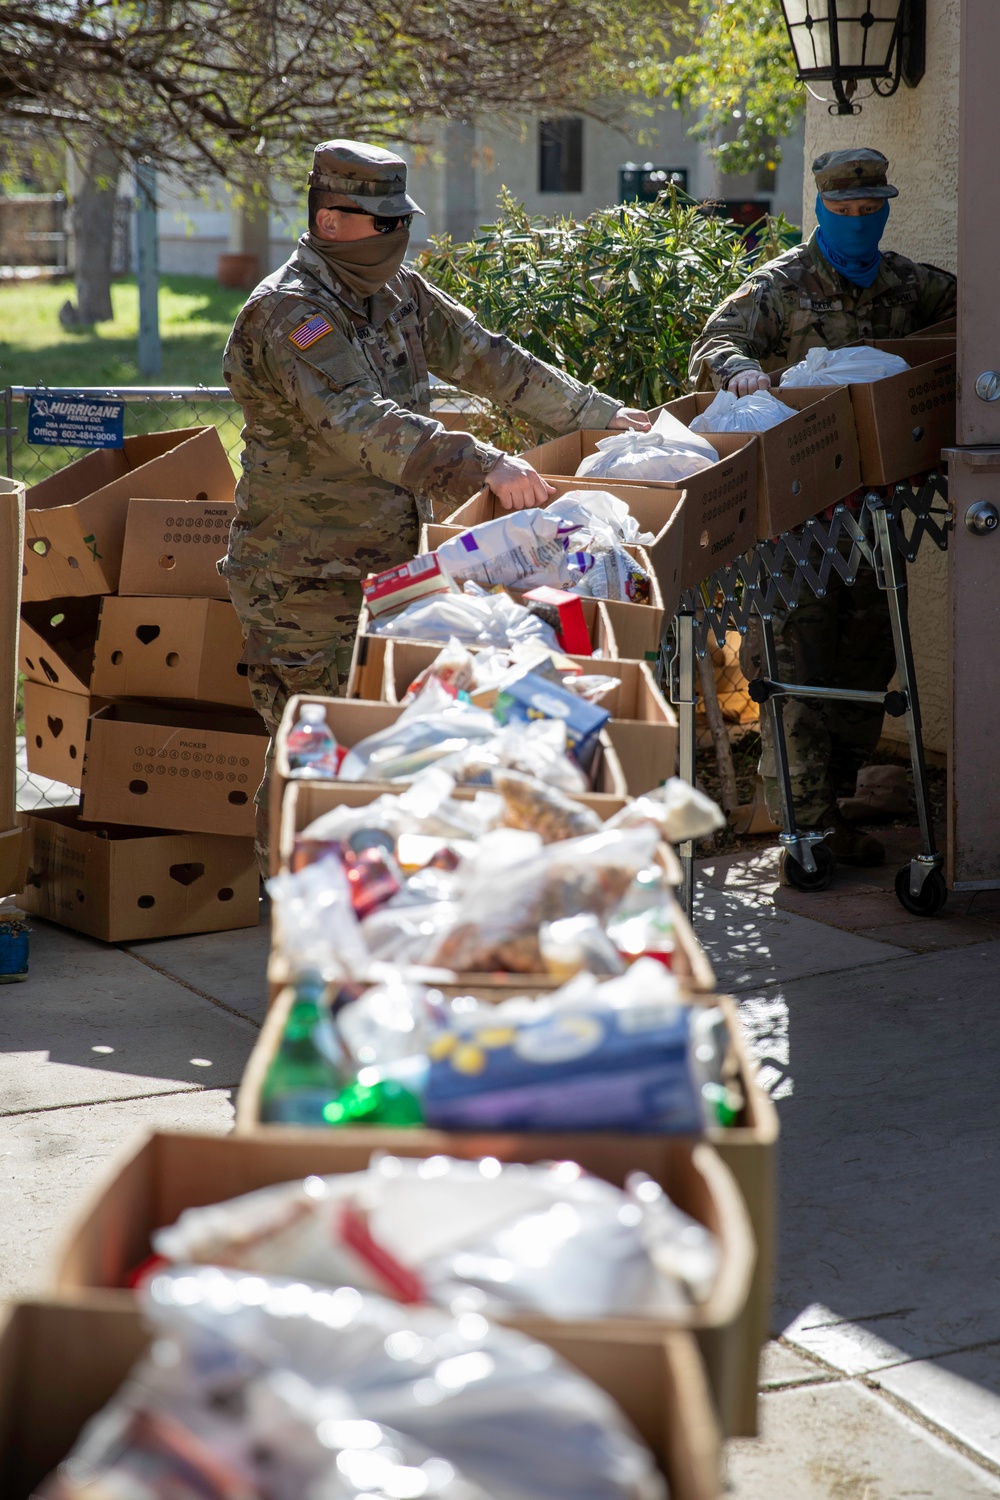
[22,426,235,601]
[118,496,234,598]
[19,806,258,941]
[662,388,861,539]
[80,701,267,837]
[91,595,252,709]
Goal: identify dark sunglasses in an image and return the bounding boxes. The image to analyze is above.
[332,204,414,234]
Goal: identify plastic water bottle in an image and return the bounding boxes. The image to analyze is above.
[286,703,340,778]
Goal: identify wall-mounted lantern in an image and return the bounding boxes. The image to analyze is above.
[778,0,925,114]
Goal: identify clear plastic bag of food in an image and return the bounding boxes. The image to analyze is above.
[401,637,478,702]
[689,387,798,432]
[539,912,627,979]
[607,778,725,843]
[121,1267,666,1500]
[576,410,718,483]
[495,767,602,841]
[339,683,499,782]
[562,673,621,702]
[267,857,371,981]
[779,344,909,386]
[429,824,659,973]
[301,769,501,848]
[566,543,652,604]
[439,721,588,795]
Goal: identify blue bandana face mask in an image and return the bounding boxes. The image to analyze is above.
[814,195,890,288]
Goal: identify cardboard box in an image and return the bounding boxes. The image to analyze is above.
[91,595,252,709]
[910,316,956,338]
[22,427,236,601]
[347,593,620,700]
[1,479,25,898]
[80,701,267,837]
[0,1295,720,1500]
[662,388,862,539]
[270,694,630,872]
[422,515,668,663]
[767,337,957,487]
[54,1126,741,1459]
[23,681,113,789]
[383,644,678,795]
[515,431,758,590]
[18,806,258,941]
[118,496,234,598]
[18,595,100,695]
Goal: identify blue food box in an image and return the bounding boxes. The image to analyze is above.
[493,671,610,768]
[423,1001,702,1134]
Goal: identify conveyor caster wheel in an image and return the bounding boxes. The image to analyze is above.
[894,865,948,916]
[780,843,837,891]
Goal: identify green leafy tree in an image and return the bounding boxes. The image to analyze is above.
[664,0,804,179]
[419,188,795,445]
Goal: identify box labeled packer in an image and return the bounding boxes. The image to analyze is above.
[118,496,234,598]
[80,701,267,837]
[19,806,258,941]
[91,595,252,709]
[22,426,235,601]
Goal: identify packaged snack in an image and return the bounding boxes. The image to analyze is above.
[522,585,593,654]
[401,637,478,702]
[363,551,454,615]
[493,670,610,769]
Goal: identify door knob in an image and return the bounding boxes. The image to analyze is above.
[965,501,1000,535]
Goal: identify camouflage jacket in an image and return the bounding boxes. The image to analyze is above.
[689,229,956,390]
[223,234,622,580]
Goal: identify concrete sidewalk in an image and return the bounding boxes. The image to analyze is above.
[3,851,1000,1496]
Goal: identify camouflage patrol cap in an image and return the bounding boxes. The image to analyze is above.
[812,147,898,201]
[308,140,424,216]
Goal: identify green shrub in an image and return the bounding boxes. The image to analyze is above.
[418,188,797,448]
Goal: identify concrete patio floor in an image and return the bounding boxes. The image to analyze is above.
[2,840,1000,1496]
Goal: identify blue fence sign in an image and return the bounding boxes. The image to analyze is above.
[27,394,125,449]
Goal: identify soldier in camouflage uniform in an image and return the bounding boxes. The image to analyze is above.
[690,148,956,865]
[223,140,649,870]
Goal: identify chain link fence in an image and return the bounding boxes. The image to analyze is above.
[8,386,244,815]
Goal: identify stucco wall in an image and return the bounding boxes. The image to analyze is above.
[803,0,959,755]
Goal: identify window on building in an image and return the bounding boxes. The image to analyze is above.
[538,119,583,193]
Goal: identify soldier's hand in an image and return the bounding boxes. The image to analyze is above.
[607,407,651,432]
[485,455,557,511]
[728,370,772,397]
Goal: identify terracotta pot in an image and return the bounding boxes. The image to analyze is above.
[216,253,260,290]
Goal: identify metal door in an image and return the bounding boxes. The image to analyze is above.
[949,0,1000,888]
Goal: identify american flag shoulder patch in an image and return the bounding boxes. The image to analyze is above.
[289,313,333,350]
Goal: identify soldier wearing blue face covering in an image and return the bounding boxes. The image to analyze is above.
[689,148,956,868]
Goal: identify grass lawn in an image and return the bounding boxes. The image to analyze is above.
[0,273,247,484]
[0,272,245,388]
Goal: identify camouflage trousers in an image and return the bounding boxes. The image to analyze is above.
[225,561,363,875]
[740,562,896,826]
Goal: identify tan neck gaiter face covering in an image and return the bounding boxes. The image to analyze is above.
[308,228,410,299]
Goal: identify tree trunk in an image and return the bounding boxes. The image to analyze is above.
[69,140,119,325]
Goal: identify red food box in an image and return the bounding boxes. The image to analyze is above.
[523,585,592,656]
[362,554,452,617]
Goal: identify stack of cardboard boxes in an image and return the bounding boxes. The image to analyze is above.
[16,427,265,942]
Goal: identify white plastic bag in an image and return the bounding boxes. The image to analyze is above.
[134,1266,668,1500]
[545,489,655,547]
[576,409,718,483]
[368,587,560,652]
[338,683,498,782]
[779,345,910,387]
[689,387,798,432]
[607,777,726,843]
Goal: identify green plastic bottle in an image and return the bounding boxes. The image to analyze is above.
[322,1075,424,1128]
[260,973,344,1125]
